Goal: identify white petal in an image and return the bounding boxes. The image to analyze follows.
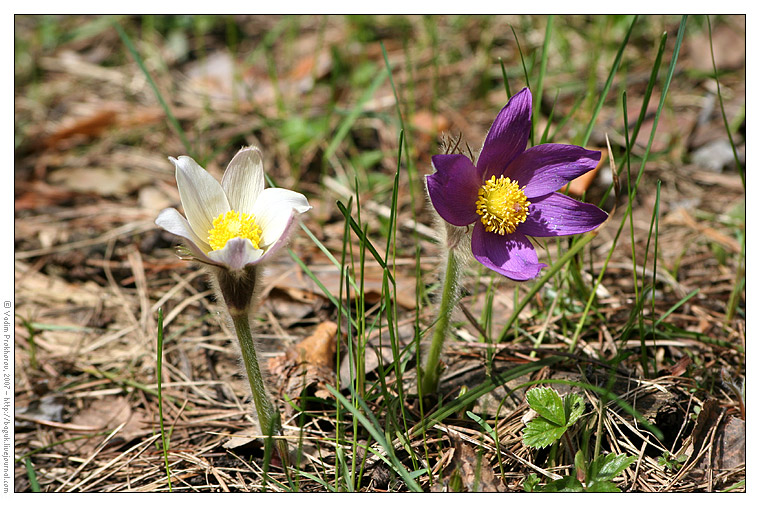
[257,211,297,264]
[155,207,214,259]
[251,187,311,247]
[171,156,230,242]
[207,237,263,271]
[221,146,265,214]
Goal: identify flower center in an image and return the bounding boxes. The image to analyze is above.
[475,175,530,235]
[208,210,263,251]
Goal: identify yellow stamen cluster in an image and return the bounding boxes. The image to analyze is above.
[475,175,530,235]
[208,210,263,251]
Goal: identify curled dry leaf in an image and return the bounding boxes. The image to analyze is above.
[700,415,744,471]
[284,321,338,369]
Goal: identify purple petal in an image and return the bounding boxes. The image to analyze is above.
[471,223,546,280]
[507,144,601,198]
[207,237,263,271]
[478,87,532,180]
[427,154,482,226]
[519,192,608,237]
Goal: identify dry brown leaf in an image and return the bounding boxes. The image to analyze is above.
[664,355,692,377]
[69,395,152,454]
[434,435,506,492]
[287,321,338,369]
[222,428,260,450]
[43,109,119,149]
[286,51,332,84]
[689,398,721,461]
[15,180,77,211]
[268,322,339,408]
[117,108,163,128]
[411,110,451,144]
[48,166,154,197]
[690,400,745,476]
[70,395,133,431]
[706,415,745,470]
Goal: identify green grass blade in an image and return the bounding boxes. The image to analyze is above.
[631,16,688,201]
[725,232,745,323]
[466,411,506,479]
[498,231,600,344]
[636,180,661,377]
[622,92,640,303]
[511,24,532,144]
[646,181,662,375]
[539,89,560,144]
[630,31,668,148]
[580,15,637,147]
[114,21,191,155]
[299,222,360,293]
[381,42,418,207]
[533,15,553,125]
[654,289,699,327]
[381,44,425,321]
[611,16,688,366]
[25,458,41,492]
[336,200,395,285]
[287,247,358,330]
[499,57,512,99]
[707,16,744,189]
[326,385,423,492]
[384,135,403,263]
[156,308,172,492]
[324,66,387,162]
[295,470,338,492]
[511,24,531,90]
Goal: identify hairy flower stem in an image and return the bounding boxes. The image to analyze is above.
[229,309,289,468]
[421,248,461,398]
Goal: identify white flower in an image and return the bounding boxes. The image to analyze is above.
[156,146,311,271]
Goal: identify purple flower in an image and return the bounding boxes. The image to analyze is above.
[426,88,607,281]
